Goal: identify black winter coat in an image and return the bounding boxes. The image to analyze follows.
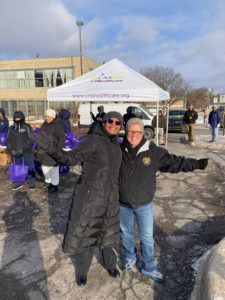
[58,108,71,133]
[119,139,202,208]
[36,118,65,166]
[0,108,9,133]
[7,112,33,155]
[183,109,198,124]
[49,124,122,254]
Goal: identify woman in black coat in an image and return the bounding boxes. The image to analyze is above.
[36,109,65,193]
[32,111,123,286]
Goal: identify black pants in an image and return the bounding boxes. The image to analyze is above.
[72,246,117,276]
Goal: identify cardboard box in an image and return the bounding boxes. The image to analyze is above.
[0,152,11,166]
[0,147,7,153]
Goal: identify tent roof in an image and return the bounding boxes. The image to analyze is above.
[47,58,170,102]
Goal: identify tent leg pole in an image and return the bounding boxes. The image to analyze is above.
[156,100,159,146]
[165,102,170,149]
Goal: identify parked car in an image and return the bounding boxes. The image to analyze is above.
[168,109,186,132]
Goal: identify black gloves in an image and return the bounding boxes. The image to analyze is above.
[198,158,208,170]
[11,150,23,156]
[31,133,55,154]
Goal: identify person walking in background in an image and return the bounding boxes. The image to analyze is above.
[90,105,105,124]
[31,111,123,286]
[36,109,65,193]
[183,103,198,145]
[152,109,166,145]
[58,108,72,133]
[119,118,208,282]
[0,108,9,133]
[208,106,221,142]
[88,105,106,134]
[123,107,135,128]
[7,111,35,190]
[203,109,207,124]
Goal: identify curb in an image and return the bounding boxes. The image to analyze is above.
[191,238,225,300]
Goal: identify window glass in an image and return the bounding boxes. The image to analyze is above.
[18,100,27,114]
[169,110,186,116]
[134,108,144,118]
[35,70,44,87]
[0,67,73,88]
[1,101,9,116]
[9,100,18,115]
[36,100,46,116]
[28,100,36,116]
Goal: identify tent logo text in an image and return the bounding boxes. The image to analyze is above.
[90,73,124,83]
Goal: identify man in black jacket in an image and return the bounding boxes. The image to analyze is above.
[90,105,105,124]
[123,107,135,128]
[32,111,123,286]
[183,103,198,145]
[7,111,35,190]
[119,118,208,282]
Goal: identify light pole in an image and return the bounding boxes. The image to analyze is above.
[76,20,84,76]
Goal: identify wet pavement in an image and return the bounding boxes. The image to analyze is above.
[0,127,225,300]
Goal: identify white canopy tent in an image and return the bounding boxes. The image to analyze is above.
[47,58,170,145]
[48,58,169,102]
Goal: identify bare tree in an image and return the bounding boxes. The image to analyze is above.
[185,87,212,110]
[141,66,189,104]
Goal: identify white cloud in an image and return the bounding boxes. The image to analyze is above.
[0,0,225,92]
[0,0,76,57]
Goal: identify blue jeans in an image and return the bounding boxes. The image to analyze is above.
[14,154,35,186]
[211,126,219,141]
[120,202,155,272]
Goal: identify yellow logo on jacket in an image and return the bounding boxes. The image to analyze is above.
[142,157,151,166]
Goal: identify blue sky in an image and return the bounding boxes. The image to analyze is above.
[0,0,225,93]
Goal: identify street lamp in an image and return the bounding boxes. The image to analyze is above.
[76,20,84,76]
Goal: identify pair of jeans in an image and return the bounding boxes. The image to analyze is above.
[120,202,155,273]
[14,154,35,186]
[211,126,219,141]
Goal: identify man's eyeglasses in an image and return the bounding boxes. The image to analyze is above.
[127,130,143,136]
[106,119,122,126]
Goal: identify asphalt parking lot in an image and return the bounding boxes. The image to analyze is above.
[0,127,225,300]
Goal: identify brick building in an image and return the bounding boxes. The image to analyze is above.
[0,56,100,118]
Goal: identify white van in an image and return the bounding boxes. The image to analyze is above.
[78,102,155,138]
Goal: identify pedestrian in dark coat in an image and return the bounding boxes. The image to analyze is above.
[0,108,9,133]
[208,106,221,142]
[36,109,65,193]
[90,105,105,123]
[58,108,72,133]
[183,103,198,144]
[119,118,208,282]
[7,111,35,190]
[122,107,135,128]
[31,111,123,286]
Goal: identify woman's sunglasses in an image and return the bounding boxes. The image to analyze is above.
[106,118,122,126]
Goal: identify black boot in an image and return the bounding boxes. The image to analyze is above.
[107,268,120,278]
[76,274,87,286]
[48,184,58,193]
[41,182,50,190]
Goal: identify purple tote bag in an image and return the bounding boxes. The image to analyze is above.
[9,158,28,182]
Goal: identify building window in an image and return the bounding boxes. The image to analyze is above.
[0,67,73,89]
[35,70,44,87]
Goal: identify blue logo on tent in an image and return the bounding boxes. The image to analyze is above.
[90,73,123,83]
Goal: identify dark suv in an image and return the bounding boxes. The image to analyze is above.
[168,109,186,132]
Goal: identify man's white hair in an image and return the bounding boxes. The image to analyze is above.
[126,118,144,132]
